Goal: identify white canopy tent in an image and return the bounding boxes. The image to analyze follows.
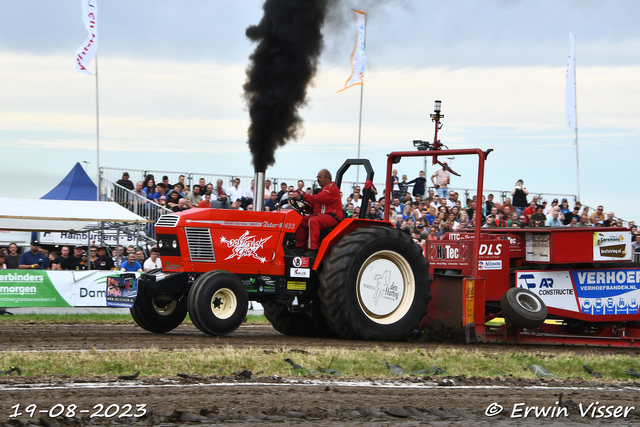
[0,198,150,232]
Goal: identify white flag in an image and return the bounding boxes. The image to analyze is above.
[75,0,98,76]
[565,31,576,130]
[337,10,366,93]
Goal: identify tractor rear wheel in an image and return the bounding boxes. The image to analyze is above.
[130,292,187,333]
[263,301,336,338]
[318,226,432,341]
[501,287,547,329]
[188,270,248,336]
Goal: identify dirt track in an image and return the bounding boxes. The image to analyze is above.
[2,323,640,426]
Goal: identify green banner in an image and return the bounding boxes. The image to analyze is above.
[0,270,71,307]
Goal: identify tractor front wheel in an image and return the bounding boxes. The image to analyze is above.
[130,292,187,333]
[188,270,248,336]
[318,226,431,341]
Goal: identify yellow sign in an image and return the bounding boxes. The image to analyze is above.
[287,281,306,291]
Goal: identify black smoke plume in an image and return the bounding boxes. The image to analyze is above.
[244,0,332,172]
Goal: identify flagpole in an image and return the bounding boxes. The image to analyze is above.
[95,52,101,201]
[355,10,367,185]
[573,38,580,202]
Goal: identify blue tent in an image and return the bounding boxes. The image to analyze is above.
[41,162,97,201]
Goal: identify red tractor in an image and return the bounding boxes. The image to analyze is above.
[131,159,431,341]
[132,148,640,347]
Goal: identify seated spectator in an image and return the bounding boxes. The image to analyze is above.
[153,183,168,204]
[265,191,279,211]
[426,226,439,241]
[19,240,49,270]
[0,253,5,269]
[143,247,162,271]
[172,198,189,212]
[120,253,142,272]
[244,180,255,209]
[545,208,564,227]
[576,213,591,227]
[186,184,202,208]
[167,183,185,199]
[516,215,528,228]
[366,206,379,220]
[143,179,156,201]
[530,205,547,227]
[589,205,605,223]
[482,215,496,228]
[276,182,288,202]
[498,197,512,212]
[198,193,212,208]
[167,191,180,210]
[603,211,616,227]
[563,206,580,225]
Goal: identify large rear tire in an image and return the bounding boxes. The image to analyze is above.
[130,292,187,333]
[188,270,248,336]
[501,287,547,329]
[263,301,336,338]
[318,226,432,341]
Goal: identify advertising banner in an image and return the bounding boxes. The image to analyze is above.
[0,270,138,308]
[517,268,640,316]
[593,231,632,261]
[39,230,144,247]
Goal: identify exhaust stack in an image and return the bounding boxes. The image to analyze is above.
[254,171,265,211]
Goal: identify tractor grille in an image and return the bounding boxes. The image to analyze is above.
[185,227,216,262]
[156,214,179,227]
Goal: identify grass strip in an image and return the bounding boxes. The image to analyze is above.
[1,346,639,383]
[0,314,268,325]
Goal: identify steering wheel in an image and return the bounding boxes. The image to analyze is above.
[286,197,309,216]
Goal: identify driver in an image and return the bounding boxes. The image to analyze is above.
[291,169,343,257]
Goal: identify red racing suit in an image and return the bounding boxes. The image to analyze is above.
[294,181,343,251]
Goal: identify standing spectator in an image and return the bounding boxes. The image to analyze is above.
[510,179,529,216]
[186,184,202,208]
[244,179,255,208]
[485,194,495,217]
[115,172,135,205]
[409,170,427,199]
[120,253,142,272]
[196,177,207,195]
[430,164,450,199]
[0,253,6,269]
[94,246,115,270]
[391,169,401,198]
[5,243,21,269]
[142,178,156,202]
[276,182,288,203]
[144,247,162,271]
[51,246,69,270]
[18,240,49,270]
[227,178,244,206]
[398,174,410,199]
[61,245,84,270]
[89,246,98,268]
[135,249,145,265]
[263,179,273,201]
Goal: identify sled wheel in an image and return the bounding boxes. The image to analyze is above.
[318,226,432,341]
[263,301,336,338]
[130,292,187,333]
[501,287,547,329]
[188,270,248,336]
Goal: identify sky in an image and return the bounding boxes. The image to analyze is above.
[1,0,639,220]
